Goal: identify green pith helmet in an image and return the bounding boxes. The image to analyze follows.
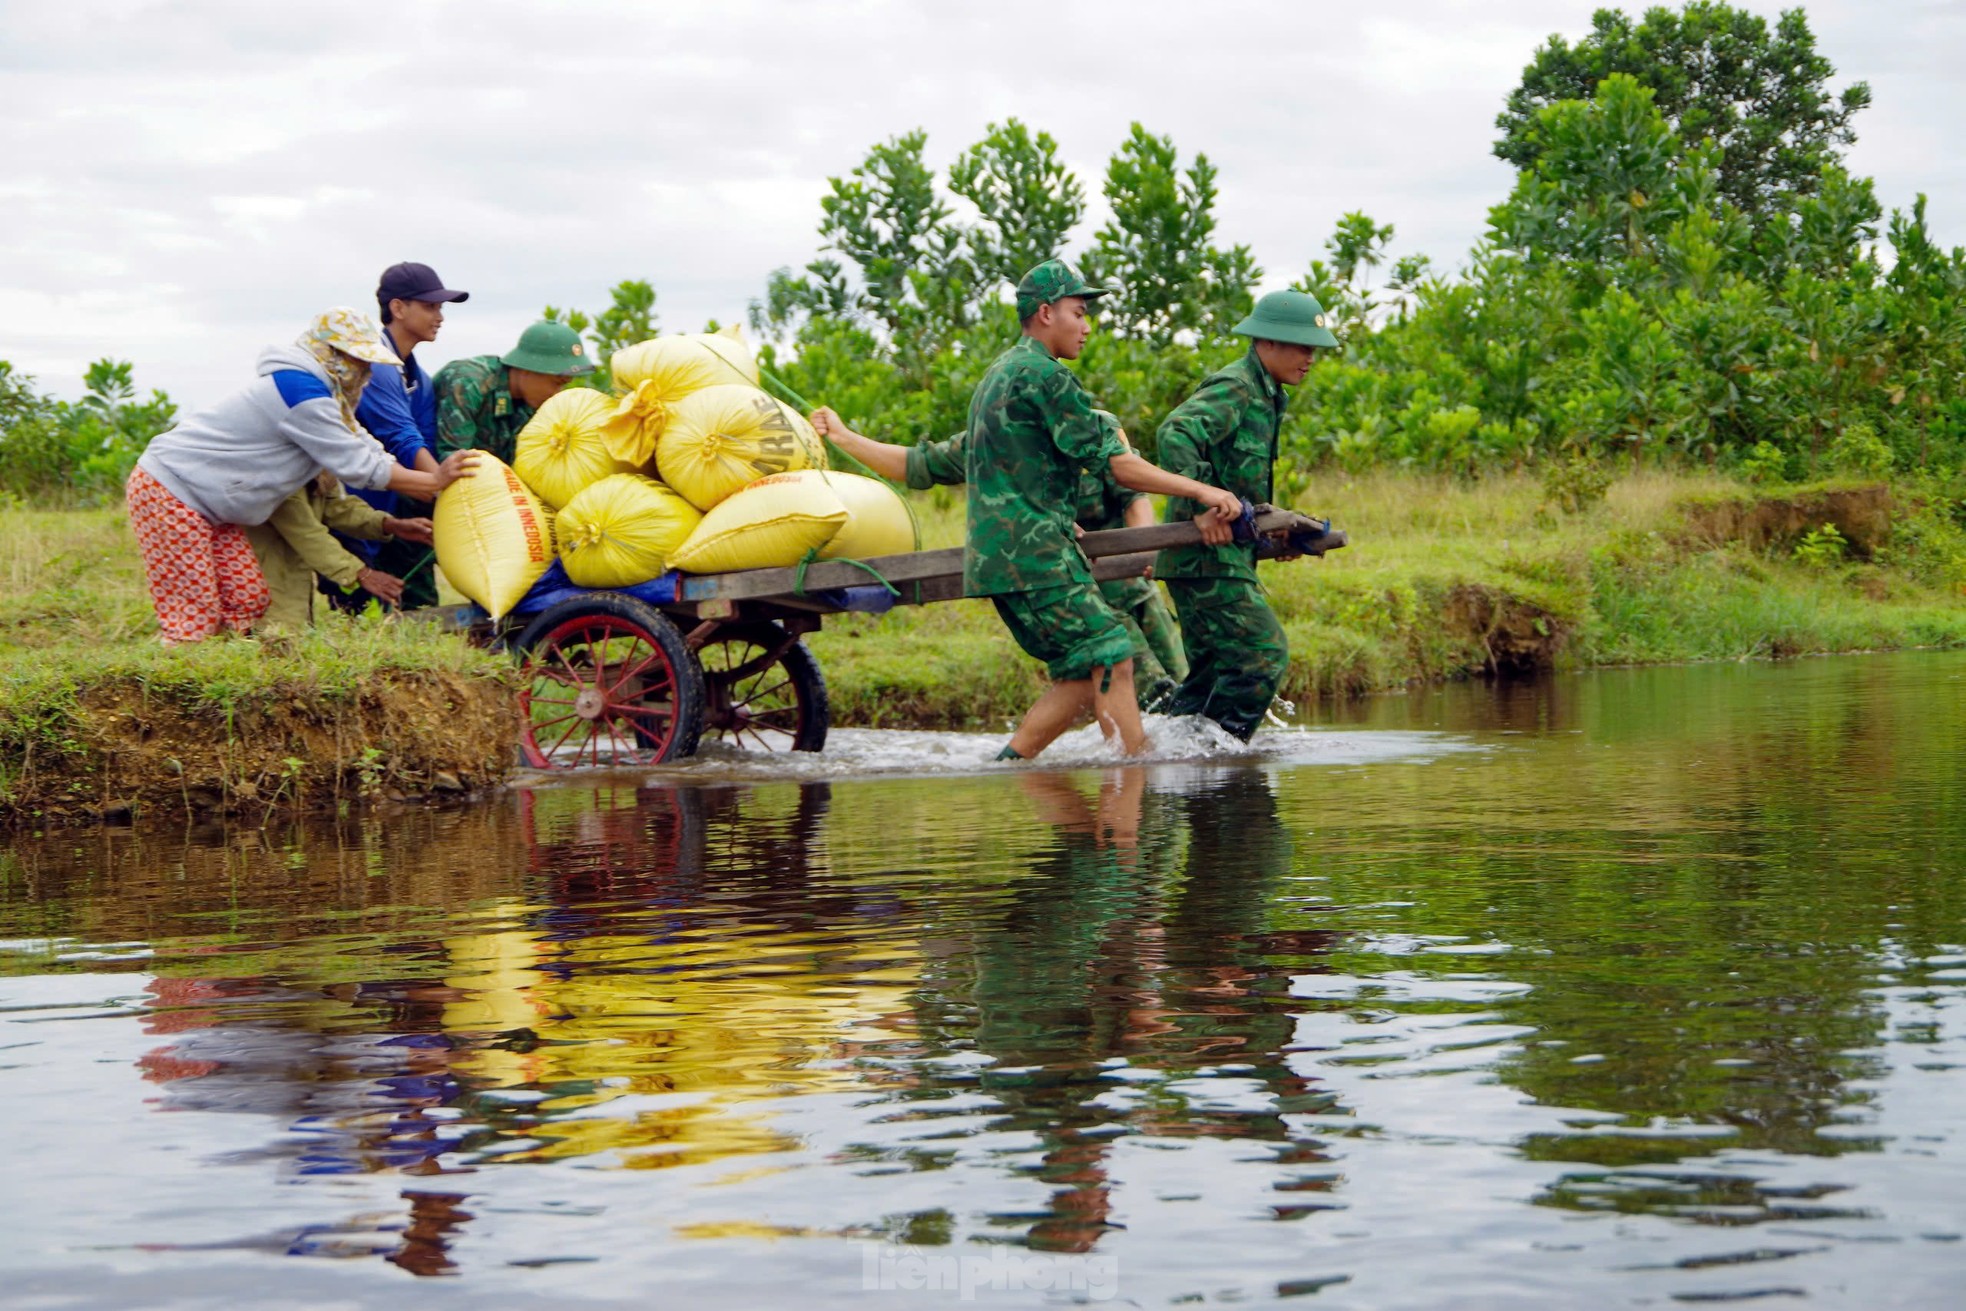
[501,321,597,376]
[1015,258,1110,319]
[1233,290,1339,348]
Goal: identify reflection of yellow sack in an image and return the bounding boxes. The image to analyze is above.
[513,388,638,510]
[557,474,703,588]
[668,472,847,574]
[656,385,826,511]
[602,327,760,465]
[433,454,555,621]
[815,472,919,560]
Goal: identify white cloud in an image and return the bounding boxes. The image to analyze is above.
[0,0,1956,412]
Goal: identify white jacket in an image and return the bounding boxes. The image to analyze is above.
[136,344,397,525]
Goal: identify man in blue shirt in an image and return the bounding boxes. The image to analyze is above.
[328,261,469,611]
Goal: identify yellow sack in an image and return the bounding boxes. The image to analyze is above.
[668,471,847,575]
[657,384,827,511]
[513,388,637,510]
[602,326,760,465]
[433,453,556,620]
[557,474,703,588]
[814,471,920,560]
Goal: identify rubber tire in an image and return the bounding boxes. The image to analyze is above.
[513,594,705,767]
[696,621,830,753]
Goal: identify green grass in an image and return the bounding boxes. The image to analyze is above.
[1,507,507,737]
[1,506,516,820]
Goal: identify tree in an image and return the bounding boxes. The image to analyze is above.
[0,358,174,504]
[1081,124,1260,345]
[1293,211,1398,337]
[948,118,1086,289]
[1326,212,1396,290]
[587,280,658,365]
[1490,74,1741,282]
[1494,3,1870,227]
[753,130,979,381]
[542,279,660,390]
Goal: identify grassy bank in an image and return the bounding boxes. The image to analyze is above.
[2,509,517,826]
[6,468,1966,822]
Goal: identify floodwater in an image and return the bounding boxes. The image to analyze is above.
[3,654,1963,1310]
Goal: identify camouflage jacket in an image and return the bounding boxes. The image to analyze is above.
[962,337,1126,596]
[1155,349,1288,581]
[433,356,536,465]
[907,428,1141,532]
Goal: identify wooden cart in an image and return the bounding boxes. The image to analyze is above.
[445,508,1344,768]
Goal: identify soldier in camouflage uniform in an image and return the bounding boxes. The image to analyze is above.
[432,321,595,464]
[1155,290,1337,740]
[942,259,1241,760]
[806,412,1189,704]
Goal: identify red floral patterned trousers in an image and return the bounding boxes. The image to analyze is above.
[125,466,270,644]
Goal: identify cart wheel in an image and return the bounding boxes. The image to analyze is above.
[514,595,705,768]
[696,621,829,753]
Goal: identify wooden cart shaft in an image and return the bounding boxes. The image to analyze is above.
[670,507,1341,619]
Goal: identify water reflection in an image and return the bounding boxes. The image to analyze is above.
[3,654,1964,1305]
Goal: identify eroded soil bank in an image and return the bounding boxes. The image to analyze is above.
[4,666,516,830]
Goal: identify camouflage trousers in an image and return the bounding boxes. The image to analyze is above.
[1160,576,1287,741]
[1101,577,1188,707]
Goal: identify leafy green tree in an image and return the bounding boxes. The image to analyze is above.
[1081,124,1260,345]
[1327,212,1396,290]
[587,279,657,365]
[1491,74,1727,277]
[543,279,659,390]
[1495,3,1870,227]
[1292,211,1398,336]
[948,118,1085,288]
[753,130,980,382]
[0,358,174,505]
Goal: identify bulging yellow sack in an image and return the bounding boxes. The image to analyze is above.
[601,326,760,465]
[434,453,556,621]
[815,471,919,560]
[513,388,638,510]
[557,474,703,589]
[668,471,847,575]
[656,384,827,511]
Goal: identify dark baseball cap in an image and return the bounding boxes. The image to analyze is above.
[377,262,469,306]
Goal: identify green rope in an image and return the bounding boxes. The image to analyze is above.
[756,365,813,413]
[791,547,900,599]
[721,351,920,551]
[346,545,435,597]
[732,358,915,531]
[397,547,437,586]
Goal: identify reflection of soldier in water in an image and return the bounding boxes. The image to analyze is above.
[1156,768,1317,1071]
[953,766,1340,1251]
[966,767,1168,1252]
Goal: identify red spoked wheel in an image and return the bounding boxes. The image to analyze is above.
[514,595,705,768]
[696,621,829,753]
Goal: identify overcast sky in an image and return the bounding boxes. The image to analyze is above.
[4,0,1961,410]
